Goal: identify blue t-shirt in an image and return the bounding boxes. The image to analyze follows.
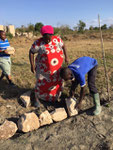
[68,56,98,87]
[0,38,10,57]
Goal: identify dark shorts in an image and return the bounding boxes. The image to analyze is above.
[88,65,98,94]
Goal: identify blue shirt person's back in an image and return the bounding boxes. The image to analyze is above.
[68,56,98,87]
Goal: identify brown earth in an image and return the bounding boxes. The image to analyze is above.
[0,35,113,150]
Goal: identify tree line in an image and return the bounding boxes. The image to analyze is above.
[16,20,113,35]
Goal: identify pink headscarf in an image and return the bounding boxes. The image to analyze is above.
[40,25,54,35]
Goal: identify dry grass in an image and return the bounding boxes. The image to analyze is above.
[0,34,113,96]
[65,37,113,91]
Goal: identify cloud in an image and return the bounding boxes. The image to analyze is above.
[102,17,113,26]
[86,17,113,28]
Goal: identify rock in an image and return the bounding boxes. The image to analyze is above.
[22,32,33,38]
[0,120,17,140]
[28,32,33,38]
[20,91,31,107]
[22,32,28,37]
[39,110,53,126]
[16,32,22,36]
[111,117,113,122]
[0,116,5,125]
[70,146,78,150]
[6,105,13,108]
[110,142,113,150]
[79,145,86,150]
[65,97,78,116]
[50,108,67,122]
[18,112,40,132]
[25,144,33,150]
[5,46,15,55]
[0,106,6,115]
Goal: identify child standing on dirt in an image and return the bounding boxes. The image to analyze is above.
[0,30,15,86]
[60,56,101,115]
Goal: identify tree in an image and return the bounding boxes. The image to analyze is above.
[101,24,107,30]
[73,26,78,31]
[89,26,94,30]
[54,27,60,34]
[93,27,99,30]
[16,25,27,33]
[27,24,34,32]
[77,20,86,33]
[60,25,72,35]
[35,22,44,32]
[109,24,113,29]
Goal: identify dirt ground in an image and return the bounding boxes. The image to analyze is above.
[0,93,113,150]
[0,35,113,150]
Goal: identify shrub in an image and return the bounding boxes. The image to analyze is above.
[27,24,35,32]
[35,22,44,32]
[6,33,13,39]
[54,27,61,35]
[77,20,86,33]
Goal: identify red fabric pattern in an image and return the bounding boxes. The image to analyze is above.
[32,36,64,102]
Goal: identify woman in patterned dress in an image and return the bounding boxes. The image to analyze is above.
[29,25,68,107]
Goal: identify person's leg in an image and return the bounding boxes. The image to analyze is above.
[33,86,41,108]
[1,57,15,86]
[0,59,5,80]
[0,72,5,80]
[88,65,101,115]
[5,74,15,85]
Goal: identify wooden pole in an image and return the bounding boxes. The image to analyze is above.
[98,14,110,102]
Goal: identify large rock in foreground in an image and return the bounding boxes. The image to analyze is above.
[0,120,17,140]
[18,112,40,132]
[65,98,78,116]
[39,110,53,126]
[20,91,31,107]
[50,108,67,122]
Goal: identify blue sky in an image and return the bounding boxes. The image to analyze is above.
[0,0,113,29]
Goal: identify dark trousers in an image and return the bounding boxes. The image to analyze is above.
[88,65,98,94]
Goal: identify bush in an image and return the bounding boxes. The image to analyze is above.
[54,27,61,35]
[35,22,44,32]
[61,25,73,35]
[74,20,86,33]
[6,33,13,39]
[16,25,27,33]
[27,24,35,32]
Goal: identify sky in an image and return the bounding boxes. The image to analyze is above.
[0,0,113,29]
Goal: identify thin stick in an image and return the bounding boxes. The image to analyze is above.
[98,14,110,102]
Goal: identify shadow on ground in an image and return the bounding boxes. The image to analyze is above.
[0,80,31,100]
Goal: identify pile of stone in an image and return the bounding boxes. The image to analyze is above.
[0,91,78,140]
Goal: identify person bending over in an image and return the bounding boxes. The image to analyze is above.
[60,56,101,115]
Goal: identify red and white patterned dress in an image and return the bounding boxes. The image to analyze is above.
[30,36,64,102]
